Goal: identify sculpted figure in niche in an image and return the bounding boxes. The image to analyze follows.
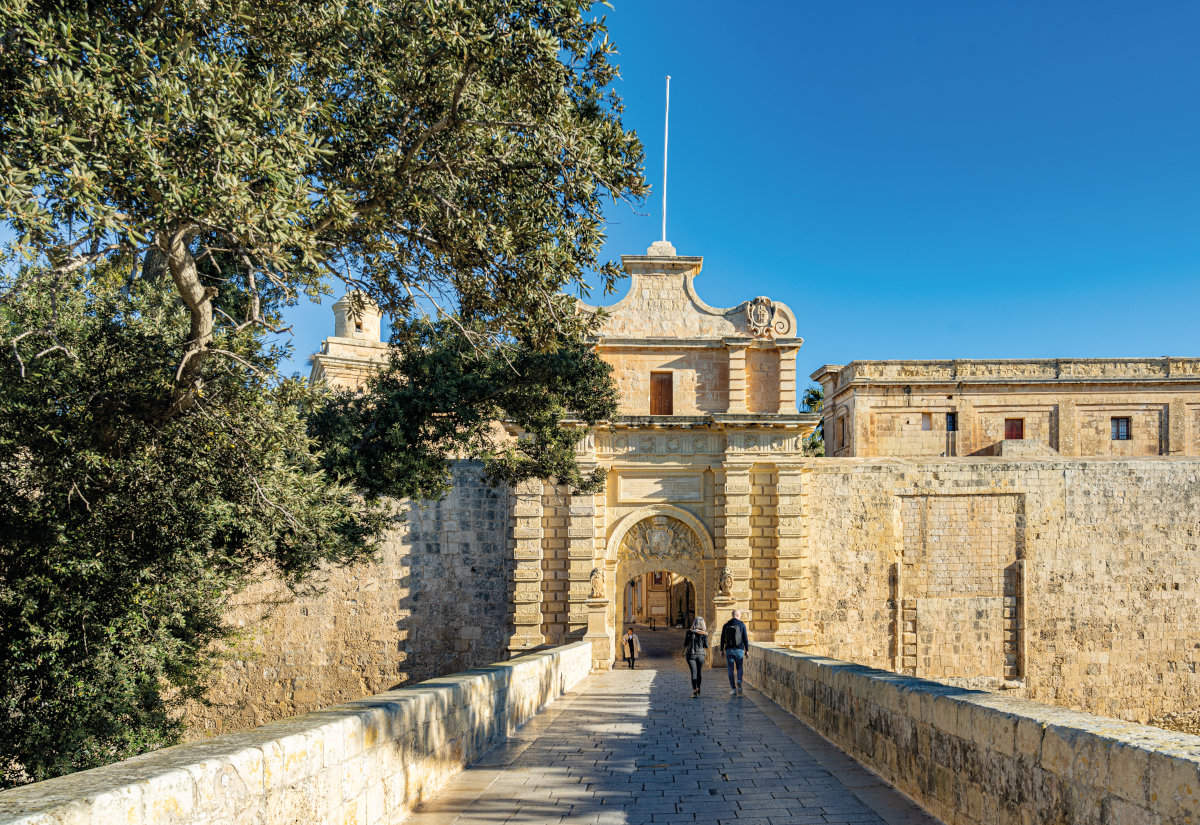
[718,566,734,597]
[589,567,605,599]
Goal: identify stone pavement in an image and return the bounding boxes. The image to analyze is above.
[406,629,941,825]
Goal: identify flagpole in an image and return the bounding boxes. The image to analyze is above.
[662,75,670,243]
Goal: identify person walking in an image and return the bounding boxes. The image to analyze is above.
[719,609,750,696]
[683,616,709,697]
[621,626,642,669]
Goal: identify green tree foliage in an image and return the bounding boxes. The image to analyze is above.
[0,275,388,785]
[0,0,646,405]
[310,320,617,500]
[802,383,824,456]
[0,0,644,785]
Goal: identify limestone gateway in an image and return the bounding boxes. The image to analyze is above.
[190,240,1200,735]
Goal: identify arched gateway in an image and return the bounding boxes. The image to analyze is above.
[505,241,819,669]
[607,507,715,660]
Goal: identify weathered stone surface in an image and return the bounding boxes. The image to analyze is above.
[803,457,1200,722]
[0,643,591,825]
[814,358,1200,458]
[184,461,514,736]
[747,643,1200,825]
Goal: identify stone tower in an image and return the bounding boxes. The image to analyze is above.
[309,293,388,389]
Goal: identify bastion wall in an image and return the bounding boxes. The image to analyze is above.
[185,461,514,737]
[802,457,1200,723]
[187,451,1200,738]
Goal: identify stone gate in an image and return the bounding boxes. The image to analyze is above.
[506,240,820,668]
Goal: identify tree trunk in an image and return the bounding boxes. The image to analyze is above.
[160,226,215,411]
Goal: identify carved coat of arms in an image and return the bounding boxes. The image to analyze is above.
[746,296,776,338]
[619,516,698,561]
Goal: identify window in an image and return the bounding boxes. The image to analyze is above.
[835,417,846,450]
[921,413,932,431]
[1111,417,1131,441]
[650,372,673,415]
[946,412,958,432]
[1004,418,1024,440]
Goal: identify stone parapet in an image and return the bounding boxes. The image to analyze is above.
[746,643,1200,825]
[820,357,1200,390]
[0,642,593,825]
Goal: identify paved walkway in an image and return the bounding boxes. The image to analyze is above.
[407,629,940,825]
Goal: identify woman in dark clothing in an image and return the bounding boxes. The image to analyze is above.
[683,616,709,697]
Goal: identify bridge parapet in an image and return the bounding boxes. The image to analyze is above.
[0,641,592,825]
[746,643,1200,825]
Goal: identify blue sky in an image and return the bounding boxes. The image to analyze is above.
[282,0,1200,380]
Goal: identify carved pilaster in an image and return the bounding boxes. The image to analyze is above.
[777,344,801,414]
[721,465,753,623]
[1167,397,1187,455]
[726,339,751,414]
[566,486,599,638]
[1057,399,1078,456]
[508,479,545,653]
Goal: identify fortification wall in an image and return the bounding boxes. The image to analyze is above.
[801,457,1200,722]
[746,644,1200,825]
[186,461,514,737]
[0,643,592,825]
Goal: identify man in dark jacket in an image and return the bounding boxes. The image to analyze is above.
[719,609,750,696]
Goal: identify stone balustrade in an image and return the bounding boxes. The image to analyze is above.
[0,641,592,825]
[746,643,1200,825]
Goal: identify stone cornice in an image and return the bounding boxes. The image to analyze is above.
[821,357,1200,395]
[567,413,820,431]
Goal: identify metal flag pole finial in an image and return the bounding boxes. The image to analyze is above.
[662,75,670,243]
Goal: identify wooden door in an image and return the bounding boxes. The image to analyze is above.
[1004,418,1024,440]
[650,372,673,415]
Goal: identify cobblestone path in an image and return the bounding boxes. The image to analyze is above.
[407,630,940,825]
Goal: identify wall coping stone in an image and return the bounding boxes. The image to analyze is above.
[0,641,593,825]
[746,643,1200,825]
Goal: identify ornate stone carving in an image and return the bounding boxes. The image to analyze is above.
[745,295,792,337]
[718,566,734,597]
[618,515,701,561]
[746,296,775,337]
[589,567,605,599]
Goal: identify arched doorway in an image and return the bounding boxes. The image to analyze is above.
[622,571,696,628]
[603,506,716,666]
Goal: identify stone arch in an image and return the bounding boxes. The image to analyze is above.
[605,504,715,563]
[604,506,718,664]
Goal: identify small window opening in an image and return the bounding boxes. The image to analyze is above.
[946,412,958,432]
[921,413,932,431]
[650,372,673,415]
[354,320,363,333]
[835,417,846,450]
[1004,418,1024,440]
[1111,417,1131,441]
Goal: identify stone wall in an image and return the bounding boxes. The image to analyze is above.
[186,461,513,737]
[814,357,1200,459]
[0,642,593,825]
[800,457,1200,722]
[745,644,1200,825]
